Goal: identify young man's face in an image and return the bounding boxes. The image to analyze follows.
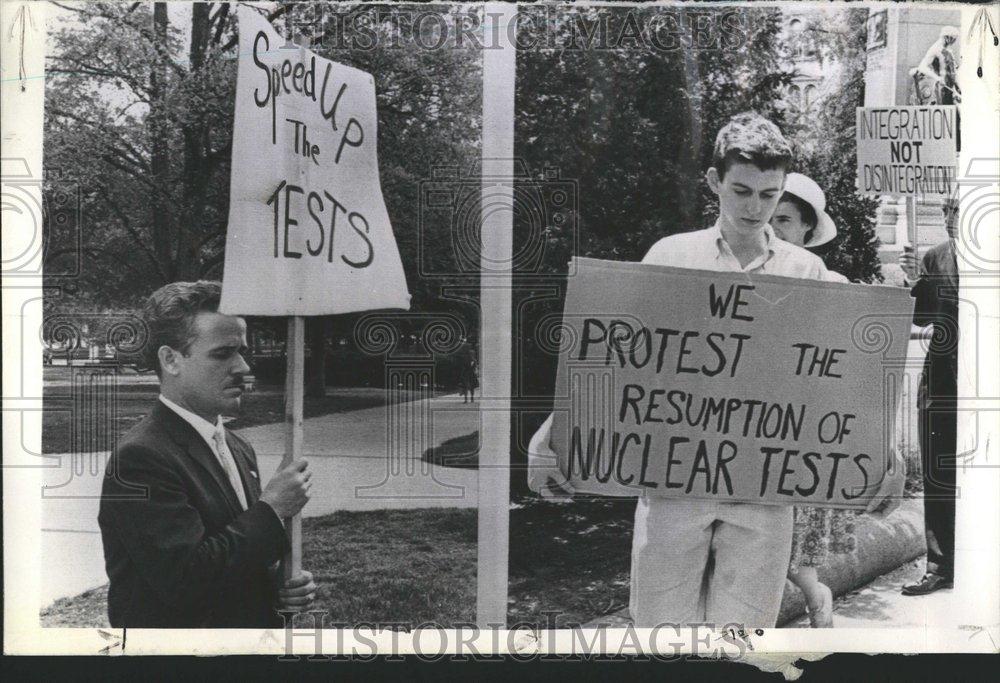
[163,311,250,420]
[707,161,786,237]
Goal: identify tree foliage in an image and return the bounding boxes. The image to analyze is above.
[45,2,244,304]
[513,7,790,272]
[785,7,884,284]
[44,2,482,316]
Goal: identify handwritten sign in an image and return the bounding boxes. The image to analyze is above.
[219,8,410,316]
[856,106,958,197]
[549,258,914,508]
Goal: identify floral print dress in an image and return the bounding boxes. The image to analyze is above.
[789,506,857,570]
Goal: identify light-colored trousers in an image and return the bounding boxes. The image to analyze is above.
[629,496,793,628]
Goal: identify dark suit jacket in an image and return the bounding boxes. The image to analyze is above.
[911,240,959,405]
[98,401,289,628]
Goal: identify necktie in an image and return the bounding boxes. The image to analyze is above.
[212,424,248,510]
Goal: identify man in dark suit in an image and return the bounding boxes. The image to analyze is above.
[899,197,960,596]
[99,281,316,627]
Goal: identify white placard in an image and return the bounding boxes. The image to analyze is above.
[855,105,958,197]
[220,8,410,315]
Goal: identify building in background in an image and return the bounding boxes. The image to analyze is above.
[781,11,839,122]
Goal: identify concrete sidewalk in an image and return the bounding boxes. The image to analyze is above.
[39,393,481,607]
[785,556,954,628]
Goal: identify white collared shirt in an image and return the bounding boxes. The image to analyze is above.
[642,221,833,279]
[159,395,248,509]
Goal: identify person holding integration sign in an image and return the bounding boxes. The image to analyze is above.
[528,113,906,629]
[898,196,960,597]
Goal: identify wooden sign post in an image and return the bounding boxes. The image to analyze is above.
[283,316,305,578]
[906,195,919,262]
[476,2,517,628]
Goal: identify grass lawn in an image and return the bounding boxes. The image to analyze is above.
[41,508,476,628]
[42,366,437,454]
[507,497,636,628]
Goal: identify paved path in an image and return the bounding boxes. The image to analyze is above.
[40,394,481,607]
[786,557,956,628]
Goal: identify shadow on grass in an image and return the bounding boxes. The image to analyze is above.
[507,496,636,629]
[421,431,479,470]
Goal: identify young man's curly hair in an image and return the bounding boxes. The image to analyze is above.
[712,111,794,180]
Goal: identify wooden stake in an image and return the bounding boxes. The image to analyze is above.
[282,315,305,580]
[905,195,919,262]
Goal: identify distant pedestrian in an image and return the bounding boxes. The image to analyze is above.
[458,346,478,403]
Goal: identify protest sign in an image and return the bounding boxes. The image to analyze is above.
[855,105,958,197]
[219,8,410,315]
[549,258,914,509]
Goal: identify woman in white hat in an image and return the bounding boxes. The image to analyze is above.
[772,173,849,282]
[770,173,856,626]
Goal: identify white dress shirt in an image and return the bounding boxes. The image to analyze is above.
[642,221,837,279]
[159,395,248,510]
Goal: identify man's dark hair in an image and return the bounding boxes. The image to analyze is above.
[141,281,222,377]
[779,191,819,244]
[712,112,794,180]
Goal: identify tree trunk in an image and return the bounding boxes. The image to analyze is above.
[305,317,328,398]
[149,3,173,282]
[176,2,212,280]
[679,44,702,227]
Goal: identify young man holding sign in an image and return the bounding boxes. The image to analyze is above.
[99,282,316,628]
[529,113,903,628]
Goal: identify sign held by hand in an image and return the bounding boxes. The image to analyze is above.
[220,8,410,316]
[549,258,914,509]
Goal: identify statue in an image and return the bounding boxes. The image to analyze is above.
[910,26,961,105]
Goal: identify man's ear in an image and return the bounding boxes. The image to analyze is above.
[706,167,721,195]
[158,345,182,377]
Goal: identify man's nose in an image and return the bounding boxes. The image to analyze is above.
[747,195,763,216]
[234,353,251,375]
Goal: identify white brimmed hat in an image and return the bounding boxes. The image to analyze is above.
[783,173,838,248]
